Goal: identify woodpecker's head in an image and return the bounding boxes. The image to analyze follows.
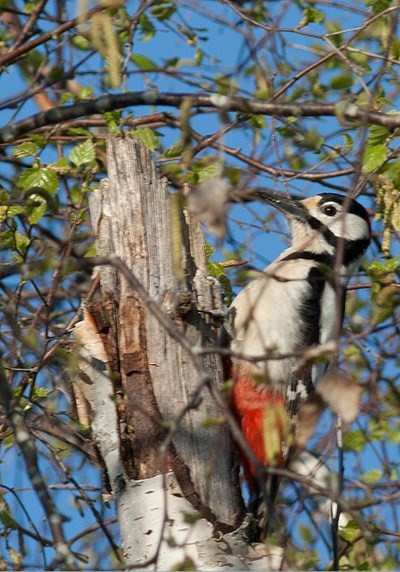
[256,191,371,265]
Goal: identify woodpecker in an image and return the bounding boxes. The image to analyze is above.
[226,192,371,490]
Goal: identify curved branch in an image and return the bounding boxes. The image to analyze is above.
[1,90,400,143]
[0,5,104,68]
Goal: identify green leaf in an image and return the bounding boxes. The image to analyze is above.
[301,128,323,152]
[71,34,91,50]
[195,48,203,66]
[298,524,316,544]
[362,144,387,173]
[27,193,47,224]
[382,158,400,187]
[302,7,325,24]
[371,0,390,14]
[388,428,400,444]
[187,159,220,184]
[343,428,366,452]
[369,417,390,440]
[31,387,52,400]
[130,128,160,151]
[391,38,400,59]
[18,168,59,194]
[23,2,38,14]
[163,140,185,159]
[366,257,399,279]
[76,86,94,101]
[360,468,383,484]
[339,520,361,543]
[69,140,96,167]
[53,157,68,168]
[30,134,46,148]
[104,110,122,133]
[69,127,91,136]
[138,14,156,41]
[366,260,385,280]
[330,74,354,90]
[215,74,238,95]
[161,163,184,182]
[151,0,176,20]
[163,57,179,68]
[85,243,97,257]
[357,561,372,571]
[349,51,370,68]
[0,206,24,223]
[208,261,233,306]
[67,185,81,207]
[0,230,30,259]
[370,282,398,324]
[14,231,30,254]
[0,509,18,530]
[131,53,157,71]
[60,92,73,105]
[13,142,38,159]
[343,133,353,149]
[381,256,399,272]
[379,556,399,570]
[277,124,296,138]
[368,124,390,146]
[204,241,215,260]
[248,115,267,129]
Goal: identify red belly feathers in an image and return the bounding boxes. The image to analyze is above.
[230,363,286,489]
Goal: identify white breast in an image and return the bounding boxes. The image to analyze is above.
[229,255,316,387]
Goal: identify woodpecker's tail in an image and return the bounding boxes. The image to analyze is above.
[247,469,282,542]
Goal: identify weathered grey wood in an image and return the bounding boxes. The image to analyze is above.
[78,136,291,570]
[90,136,243,528]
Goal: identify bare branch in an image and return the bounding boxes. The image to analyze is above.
[1,90,400,144]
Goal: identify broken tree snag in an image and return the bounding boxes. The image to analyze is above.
[88,145,168,482]
[89,136,243,530]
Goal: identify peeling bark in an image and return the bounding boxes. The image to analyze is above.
[71,136,255,568]
[93,137,244,523]
[71,137,289,569]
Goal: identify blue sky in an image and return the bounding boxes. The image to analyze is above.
[1,0,399,568]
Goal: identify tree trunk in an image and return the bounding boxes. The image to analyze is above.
[73,136,284,569]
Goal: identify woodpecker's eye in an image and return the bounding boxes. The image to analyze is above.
[322,204,338,217]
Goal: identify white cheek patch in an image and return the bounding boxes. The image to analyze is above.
[340,212,370,241]
[328,212,369,241]
[315,210,369,241]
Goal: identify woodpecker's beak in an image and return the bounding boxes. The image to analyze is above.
[255,190,308,221]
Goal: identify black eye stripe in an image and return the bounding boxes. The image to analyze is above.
[317,193,370,223]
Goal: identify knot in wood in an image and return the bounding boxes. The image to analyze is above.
[162,290,194,319]
[175,290,194,316]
